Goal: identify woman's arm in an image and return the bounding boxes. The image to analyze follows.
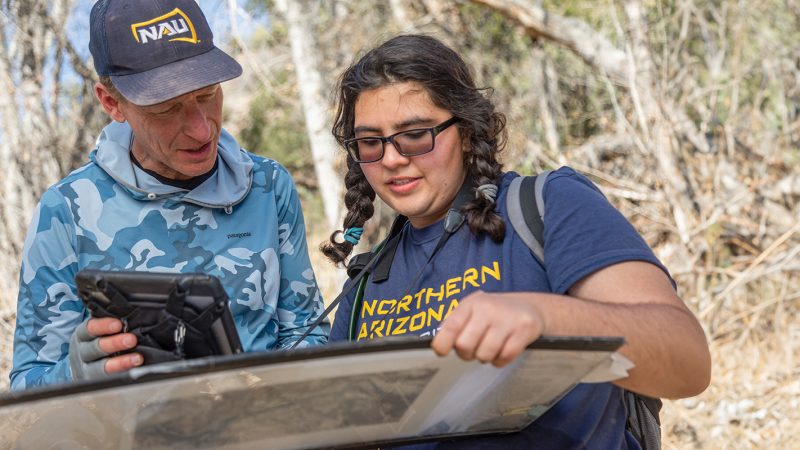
[431,260,711,399]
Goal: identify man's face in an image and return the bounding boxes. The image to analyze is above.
[111,84,224,180]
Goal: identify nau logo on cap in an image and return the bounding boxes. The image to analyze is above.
[131,8,199,44]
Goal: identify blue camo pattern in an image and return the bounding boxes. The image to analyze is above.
[10,121,329,390]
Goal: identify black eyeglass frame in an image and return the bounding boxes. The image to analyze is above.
[344,117,461,163]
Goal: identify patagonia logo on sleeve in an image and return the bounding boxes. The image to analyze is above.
[227,232,252,240]
[131,8,199,44]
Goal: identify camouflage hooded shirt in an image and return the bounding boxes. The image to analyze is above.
[10,121,329,390]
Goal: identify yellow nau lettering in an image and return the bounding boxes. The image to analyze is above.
[130,8,198,44]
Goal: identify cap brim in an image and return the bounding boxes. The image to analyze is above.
[111,48,243,106]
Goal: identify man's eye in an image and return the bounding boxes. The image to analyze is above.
[154,106,178,116]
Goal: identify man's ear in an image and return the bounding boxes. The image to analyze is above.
[94,82,126,123]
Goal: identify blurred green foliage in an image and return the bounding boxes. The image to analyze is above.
[239,86,311,173]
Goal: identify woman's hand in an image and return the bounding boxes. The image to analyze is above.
[431,290,545,367]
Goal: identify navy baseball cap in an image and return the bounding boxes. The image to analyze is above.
[89,0,242,106]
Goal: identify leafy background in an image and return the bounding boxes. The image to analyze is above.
[0,1,797,448]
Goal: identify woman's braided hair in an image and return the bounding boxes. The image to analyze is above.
[321,34,507,265]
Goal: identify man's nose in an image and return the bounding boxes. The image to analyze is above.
[183,103,212,142]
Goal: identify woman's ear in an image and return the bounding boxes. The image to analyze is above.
[461,131,474,166]
[460,129,471,154]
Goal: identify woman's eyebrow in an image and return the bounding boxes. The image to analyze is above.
[353,125,382,134]
[395,117,435,129]
[353,117,434,134]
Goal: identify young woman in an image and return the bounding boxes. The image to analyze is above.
[322,34,710,448]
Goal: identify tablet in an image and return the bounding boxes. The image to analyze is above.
[75,270,243,360]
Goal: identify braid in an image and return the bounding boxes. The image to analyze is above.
[460,111,507,241]
[320,159,376,265]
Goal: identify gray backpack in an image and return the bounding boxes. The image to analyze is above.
[507,171,662,450]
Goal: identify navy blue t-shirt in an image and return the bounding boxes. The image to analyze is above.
[331,167,668,449]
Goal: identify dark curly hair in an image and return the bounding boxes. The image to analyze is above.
[322,34,507,265]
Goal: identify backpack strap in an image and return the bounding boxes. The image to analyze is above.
[289,217,408,349]
[508,170,663,449]
[624,391,663,450]
[345,219,403,341]
[506,171,551,263]
[349,274,369,341]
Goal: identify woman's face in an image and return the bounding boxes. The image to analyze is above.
[354,82,467,228]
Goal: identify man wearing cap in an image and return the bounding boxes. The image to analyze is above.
[9,0,328,390]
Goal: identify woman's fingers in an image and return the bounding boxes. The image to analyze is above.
[432,291,545,367]
[431,300,472,356]
[472,325,508,364]
[452,309,490,361]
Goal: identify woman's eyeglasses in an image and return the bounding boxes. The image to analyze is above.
[344,117,460,163]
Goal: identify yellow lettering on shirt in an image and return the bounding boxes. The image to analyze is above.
[427,303,445,328]
[481,261,501,284]
[393,316,409,335]
[357,322,367,340]
[414,288,425,309]
[370,320,385,337]
[356,261,501,340]
[426,283,444,303]
[462,268,479,289]
[409,310,426,332]
[445,298,459,317]
[377,299,395,315]
[445,276,461,298]
[362,299,376,318]
[397,295,412,313]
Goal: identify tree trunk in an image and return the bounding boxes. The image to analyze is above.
[274,0,344,231]
[0,0,105,390]
[0,0,103,292]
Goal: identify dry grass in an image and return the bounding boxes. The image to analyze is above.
[663,333,799,448]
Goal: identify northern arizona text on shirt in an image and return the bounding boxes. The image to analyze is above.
[357,261,501,340]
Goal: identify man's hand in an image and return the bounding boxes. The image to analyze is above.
[431,290,545,367]
[69,317,143,380]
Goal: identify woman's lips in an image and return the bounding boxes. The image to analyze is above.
[386,177,421,194]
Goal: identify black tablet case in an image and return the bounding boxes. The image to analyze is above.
[75,270,243,359]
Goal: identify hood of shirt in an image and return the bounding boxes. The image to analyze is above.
[90,121,253,209]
